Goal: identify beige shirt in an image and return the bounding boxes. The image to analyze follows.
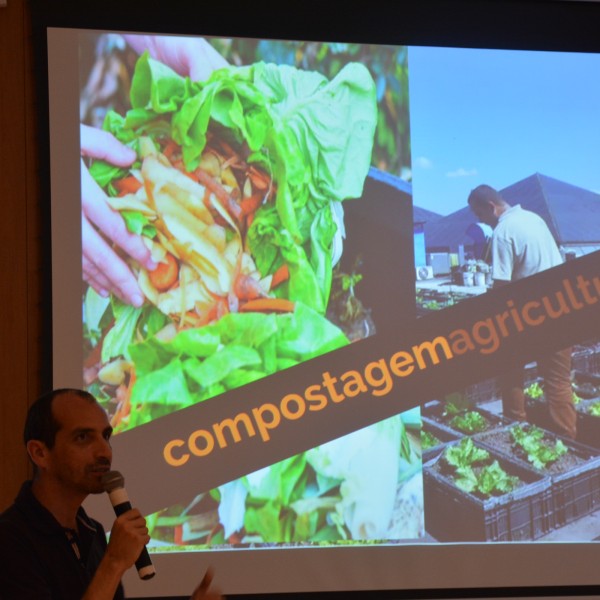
[492,204,563,282]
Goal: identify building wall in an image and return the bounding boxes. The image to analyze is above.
[0,0,45,510]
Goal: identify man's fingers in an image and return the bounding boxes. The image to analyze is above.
[199,567,213,589]
[79,127,154,307]
[107,508,151,568]
[122,35,228,83]
[80,124,136,165]
[81,162,156,271]
[191,567,220,599]
[186,39,229,82]
[82,216,145,307]
[82,254,112,297]
[116,509,150,540]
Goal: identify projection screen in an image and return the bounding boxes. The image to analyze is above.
[33,0,600,597]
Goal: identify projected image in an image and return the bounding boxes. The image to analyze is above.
[421,336,600,542]
[410,46,600,315]
[409,46,600,543]
[148,410,423,548]
[78,32,424,548]
[80,33,411,431]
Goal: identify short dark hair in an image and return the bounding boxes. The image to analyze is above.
[24,388,97,449]
[468,184,507,208]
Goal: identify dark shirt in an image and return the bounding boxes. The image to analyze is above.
[0,481,125,599]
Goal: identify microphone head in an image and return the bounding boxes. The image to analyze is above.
[101,470,125,493]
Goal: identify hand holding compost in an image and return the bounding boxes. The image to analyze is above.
[85,50,377,428]
[81,47,422,545]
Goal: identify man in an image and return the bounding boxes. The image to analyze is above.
[0,388,222,599]
[468,184,577,439]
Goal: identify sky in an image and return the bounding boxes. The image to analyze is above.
[407,45,600,216]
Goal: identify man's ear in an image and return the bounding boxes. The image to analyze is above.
[26,440,50,470]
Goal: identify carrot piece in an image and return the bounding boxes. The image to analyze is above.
[217,139,239,162]
[114,175,143,196]
[149,253,179,292]
[270,264,290,290]
[248,166,271,190]
[239,298,295,313]
[162,139,180,161]
[240,193,263,216]
[193,295,229,327]
[195,168,243,223]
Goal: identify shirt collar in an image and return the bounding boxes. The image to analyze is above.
[15,480,98,536]
[498,203,521,223]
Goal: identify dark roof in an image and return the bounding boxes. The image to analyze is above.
[423,173,600,249]
[502,173,600,243]
[413,205,442,224]
[422,206,474,248]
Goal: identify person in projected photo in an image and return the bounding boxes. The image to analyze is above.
[0,388,223,600]
[81,35,228,306]
[468,184,577,439]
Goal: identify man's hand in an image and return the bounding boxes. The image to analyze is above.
[81,125,156,306]
[104,508,151,570]
[123,35,228,83]
[191,567,224,600]
[81,508,151,600]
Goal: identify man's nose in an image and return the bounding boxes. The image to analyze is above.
[95,436,113,460]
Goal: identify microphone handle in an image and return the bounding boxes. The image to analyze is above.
[112,500,156,580]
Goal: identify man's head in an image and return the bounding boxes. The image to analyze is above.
[468,184,510,227]
[25,389,113,497]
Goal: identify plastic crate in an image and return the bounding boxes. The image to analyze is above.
[588,344,600,373]
[423,440,553,542]
[575,399,600,450]
[465,378,499,405]
[527,395,600,451]
[421,400,512,438]
[473,424,600,527]
[524,380,553,433]
[523,361,538,384]
[421,417,461,464]
[572,370,600,400]
[571,346,595,372]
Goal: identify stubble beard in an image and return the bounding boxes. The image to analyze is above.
[86,458,112,494]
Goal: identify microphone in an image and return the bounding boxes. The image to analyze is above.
[101,470,156,580]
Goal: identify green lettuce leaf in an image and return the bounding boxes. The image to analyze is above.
[101,303,142,363]
[128,358,195,428]
[125,303,348,427]
[183,346,262,389]
[130,51,193,113]
[94,53,376,315]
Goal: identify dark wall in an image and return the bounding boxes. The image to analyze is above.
[0,0,47,510]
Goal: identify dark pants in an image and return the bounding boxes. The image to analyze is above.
[499,346,577,439]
